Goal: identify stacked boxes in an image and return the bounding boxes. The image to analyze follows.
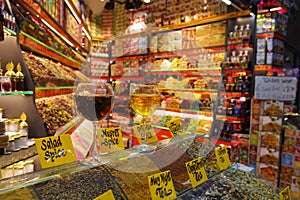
[249,99,284,187]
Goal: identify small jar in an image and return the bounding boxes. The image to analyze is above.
[14,164,24,176]
[1,165,14,179]
[4,119,11,132]
[24,160,34,173]
[11,148,20,163]
[10,119,19,132]
[6,138,15,152]
[2,152,11,166]
[19,134,28,147]
[14,135,22,149]
[0,108,3,119]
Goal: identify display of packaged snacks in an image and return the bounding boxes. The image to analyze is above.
[34,166,125,200]
[221,168,279,200]
[259,131,280,149]
[258,147,279,165]
[260,116,282,133]
[257,163,278,181]
[262,101,284,117]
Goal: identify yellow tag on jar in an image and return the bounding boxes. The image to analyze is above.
[148,170,176,200]
[215,146,231,170]
[185,157,208,188]
[94,190,115,200]
[35,135,77,169]
[133,123,158,144]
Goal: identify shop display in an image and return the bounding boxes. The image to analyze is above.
[35,94,74,135]
[34,166,125,200]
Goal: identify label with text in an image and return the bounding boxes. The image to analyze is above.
[133,123,158,144]
[148,170,176,200]
[98,127,124,154]
[215,146,231,170]
[166,118,181,137]
[280,186,291,200]
[94,190,115,200]
[185,158,208,188]
[35,135,77,169]
[255,76,297,100]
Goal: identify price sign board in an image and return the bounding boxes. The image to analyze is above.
[133,123,158,144]
[185,158,208,188]
[166,118,181,137]
[280,186,291,200]
[215,146,231,170]
[98,127,124,154]
[255,76,297,100]
[35,135,77,169]
[94,190,115,200]
[148,170,176,200]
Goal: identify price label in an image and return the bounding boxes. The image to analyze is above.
[98,127,124,154]
[185,158,208,188]
[280,186,291,200]
[94,190,115,200]
[215,146,231,170]
[148,170,176,200]
[35,135,77,169]
[133,123,158,144]
[166,118,181,137]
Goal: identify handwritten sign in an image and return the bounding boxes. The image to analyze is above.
[94,190,115,200]
[255,76,297,100]
[280,186,291,200]
[98,127,124,154]
[215,146,231,170]
[185,158,208,188]
[148,170,176,200]
[166,118,181,137]
[133,123,158,144]
[35,135,77,169]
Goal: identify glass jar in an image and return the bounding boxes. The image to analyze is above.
[10,119,19,132]
[1,76,12,93]
[6,138,15,152]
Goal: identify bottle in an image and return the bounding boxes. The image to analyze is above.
[243,24,251,42]
[19,112,28,135]
[15,63,24,91]
[0,8,4,41]
[4,62,16,91]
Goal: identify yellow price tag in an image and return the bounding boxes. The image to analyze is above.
[98,127,124,154]
[166,118,181,137]
[148,170,177,200]
[280,186,291,200]
[185,158,208,188]
[133,123,158,144]
[215,146,231,170]
[35,135,77,169]
[94,190,115,200]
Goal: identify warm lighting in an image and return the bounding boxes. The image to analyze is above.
[250,12,255,17]
[221,0,231,5]
[65,0,82,24]
[144,0,150,3]
[41,19,74,47]
[270,7,282,11]
[82,26,91,41]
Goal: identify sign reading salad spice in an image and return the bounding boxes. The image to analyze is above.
[94,190,115,200]
[255,76,297,101]
[215,146,231,170]
[185,158,208,188]
[280,186,291,200]
[35,135,77,169]
[98,127,124,153]
[133,123,158,144]
[148,170,176,200]
[166,118,181,137]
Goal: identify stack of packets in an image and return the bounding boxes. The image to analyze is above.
[280,115,300,199]
[248,99,284,187]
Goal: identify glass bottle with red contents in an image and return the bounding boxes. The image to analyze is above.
[4,62,16,91]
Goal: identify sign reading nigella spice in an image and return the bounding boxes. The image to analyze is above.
[133,123,158,144]
[148,170,176,200]
[255,76,297,101]
[35,135,77,169]
[185,158,208,188]
[98,127,124,154]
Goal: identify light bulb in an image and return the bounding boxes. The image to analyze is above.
[144,0,150,3]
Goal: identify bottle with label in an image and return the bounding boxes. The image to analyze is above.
[4,62,16,91]
[15,63,24,91]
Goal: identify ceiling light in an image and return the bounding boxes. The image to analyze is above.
[221,0,231,5]
[270,7,282,11]
[143,0,150,3]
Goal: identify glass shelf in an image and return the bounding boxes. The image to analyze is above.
[35,86,76,90]
[3,27,16,36]
[0,91,33,96]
